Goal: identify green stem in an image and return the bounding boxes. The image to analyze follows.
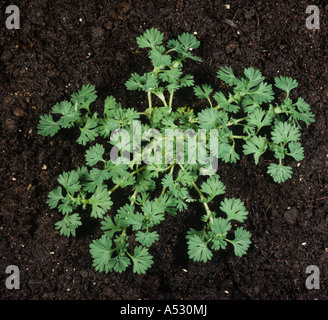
[169,91,174,112]
[130,190,137,206]
[232,135,248,140]
[217,116,248,129]
[147,91,153,118]
[207,97,213,108]
[108,184,120,195]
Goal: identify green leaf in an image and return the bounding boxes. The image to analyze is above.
[210,217,231,237]
[230,227,251,257]
[274,76,298,96]
[71,84,97,111]
[159,67,182,83]
[89,235,114,273]
[208,217,231,251]
[149,47,171,68]
[272,144,287,160]
[77,116,99,145]
[37,114,60,137]
[200,174,226,201]
[179,74,194,88]
[194,84,213,100]
[112,171,136,188]
[141,200,165,227]
[218,142,240,163]
[246,108,273,131]
[55,213,82,237]
[219,198,248,223]
[156,194,178,215]
[89,168,111,185]
[187,234,213,263]
[267,162,293,183]
[130,246,154,274]
[176,169,196,186]
[111,255,131,273]
[98,118,121,137]
[133,170,156,193]
[52,100,80,128]
[271,121,301,145]
[177,32,200,50]
[103,95,120,119]
[101,216,123,238]
[292,97,315,125]
[213,91,240,113]
[125,73,143,91]
[136,28,164,49]
[57,170,81,194]
[217,66,240,86]
[242,136,268,165]
[57,197,74,214]
[140,72,159,91]
[85,143,105,166]
[47,186,64,209]
[128,212,144,231]
[90,233,131,273]
[135,231,159,247]
[287,141,304,161]
[89,186,113,218]
[198,108,220,129]
[249,82,274,104]
[244,67,265,89]
[116,203,136,227]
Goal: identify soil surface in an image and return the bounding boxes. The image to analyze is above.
[1,0,328,300]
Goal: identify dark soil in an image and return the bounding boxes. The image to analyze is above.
[1,0,328,300]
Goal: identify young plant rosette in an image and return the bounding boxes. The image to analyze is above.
[38,28,315,274]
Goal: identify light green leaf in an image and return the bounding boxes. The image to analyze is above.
[267,162,293,183]
[37,114,60,137]
[230,227,251,257]
[219,198,248,223]
[89,186,113,218]
[85,143,105,166]
[130,246,154,274]
[242,135,268,165]
[187,234,213,263]
[136,28,164,49]
[200,175,226,201]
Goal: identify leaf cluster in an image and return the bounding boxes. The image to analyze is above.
[194,66,315,183]
[37,28,315,274]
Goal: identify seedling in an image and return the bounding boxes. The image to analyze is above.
[38,28,314,274]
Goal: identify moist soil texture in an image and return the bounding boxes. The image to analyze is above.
[1,0,328,300]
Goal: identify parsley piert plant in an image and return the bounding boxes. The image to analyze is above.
[38,28,315,274]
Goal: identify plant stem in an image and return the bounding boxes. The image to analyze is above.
[217,116,248,130]
[147,91,152,118]
[169,91,174,112]
[232,135,248,140]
